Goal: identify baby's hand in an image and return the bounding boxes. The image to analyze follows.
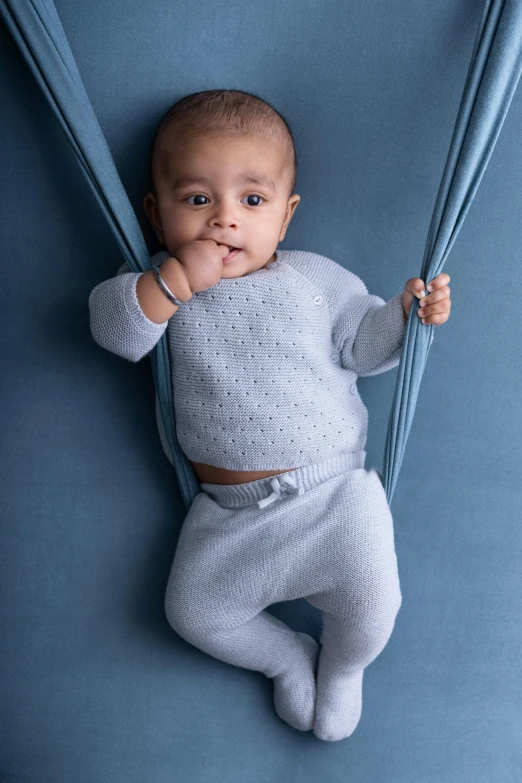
[402,273,451,326]
[173,240,230,294]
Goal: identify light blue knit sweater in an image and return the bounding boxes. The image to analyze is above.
[88,248,420,470]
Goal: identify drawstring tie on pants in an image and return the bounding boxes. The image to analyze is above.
[257,473,305,509]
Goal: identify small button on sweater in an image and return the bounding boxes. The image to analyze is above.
[89,248,424,471]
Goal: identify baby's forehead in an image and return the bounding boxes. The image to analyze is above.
[158,129,292,189]
[167,125,281,154]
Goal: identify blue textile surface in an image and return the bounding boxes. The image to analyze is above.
[1,0,522,780]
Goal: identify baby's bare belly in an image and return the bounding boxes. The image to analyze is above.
[190,460,302,486]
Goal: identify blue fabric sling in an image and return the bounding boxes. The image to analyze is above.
[1,0,522,508]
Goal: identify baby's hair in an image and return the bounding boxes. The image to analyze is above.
[148,89,297,198]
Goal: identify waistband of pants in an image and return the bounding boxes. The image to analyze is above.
[199,449,367,509]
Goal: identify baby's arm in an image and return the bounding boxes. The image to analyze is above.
[87,253,185,363]
[333,283,407,377]
[312,256,433,377]
[333,280,434,377]
[88,241,226,363]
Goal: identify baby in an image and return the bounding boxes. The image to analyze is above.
[88,89,450,742]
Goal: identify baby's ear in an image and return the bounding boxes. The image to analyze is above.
[143,193,165,243]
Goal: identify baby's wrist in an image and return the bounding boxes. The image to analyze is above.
[160,257,193,303]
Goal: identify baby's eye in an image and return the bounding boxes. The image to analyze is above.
[241,194,265,207]
[183,194,265,207]
[184,194,210,206]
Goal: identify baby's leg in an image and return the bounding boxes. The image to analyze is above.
[306,468,402,742]
[164,492,319,731]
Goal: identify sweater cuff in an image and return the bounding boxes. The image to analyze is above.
[123,272,170,335]
[388,291,437,348]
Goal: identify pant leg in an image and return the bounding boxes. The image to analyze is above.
[305,467,402,740]
[164,491,314,680]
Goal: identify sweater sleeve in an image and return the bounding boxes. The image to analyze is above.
[332,276,434,377]
[88,254,169,363]
[332,282,407,376]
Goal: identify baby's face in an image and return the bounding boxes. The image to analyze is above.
[144,133,300,278]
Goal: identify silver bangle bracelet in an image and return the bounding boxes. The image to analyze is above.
[153,264,187,307]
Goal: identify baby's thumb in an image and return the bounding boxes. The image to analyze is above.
[217,244,231,258]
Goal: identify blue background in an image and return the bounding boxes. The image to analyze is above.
[1,0,521,780]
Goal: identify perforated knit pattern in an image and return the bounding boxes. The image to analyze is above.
[88,248,417,470]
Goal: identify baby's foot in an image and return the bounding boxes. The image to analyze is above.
[313,667,364,741]
[272,632,319,731]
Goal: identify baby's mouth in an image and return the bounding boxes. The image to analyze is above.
[223,246,241,260]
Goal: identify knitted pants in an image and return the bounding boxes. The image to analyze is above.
[164,449,402,741]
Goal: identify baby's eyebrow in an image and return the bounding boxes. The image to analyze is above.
[171,173,277,193]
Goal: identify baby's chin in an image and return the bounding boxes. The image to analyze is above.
[220,264,253,279]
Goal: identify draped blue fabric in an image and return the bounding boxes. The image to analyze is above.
[1,0,522,510]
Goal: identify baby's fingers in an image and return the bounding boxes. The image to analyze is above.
[419,285,451,307]
[426,273,450,291]
[418,299,451,324]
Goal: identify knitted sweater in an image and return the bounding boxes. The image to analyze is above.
[88,248,423,471]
